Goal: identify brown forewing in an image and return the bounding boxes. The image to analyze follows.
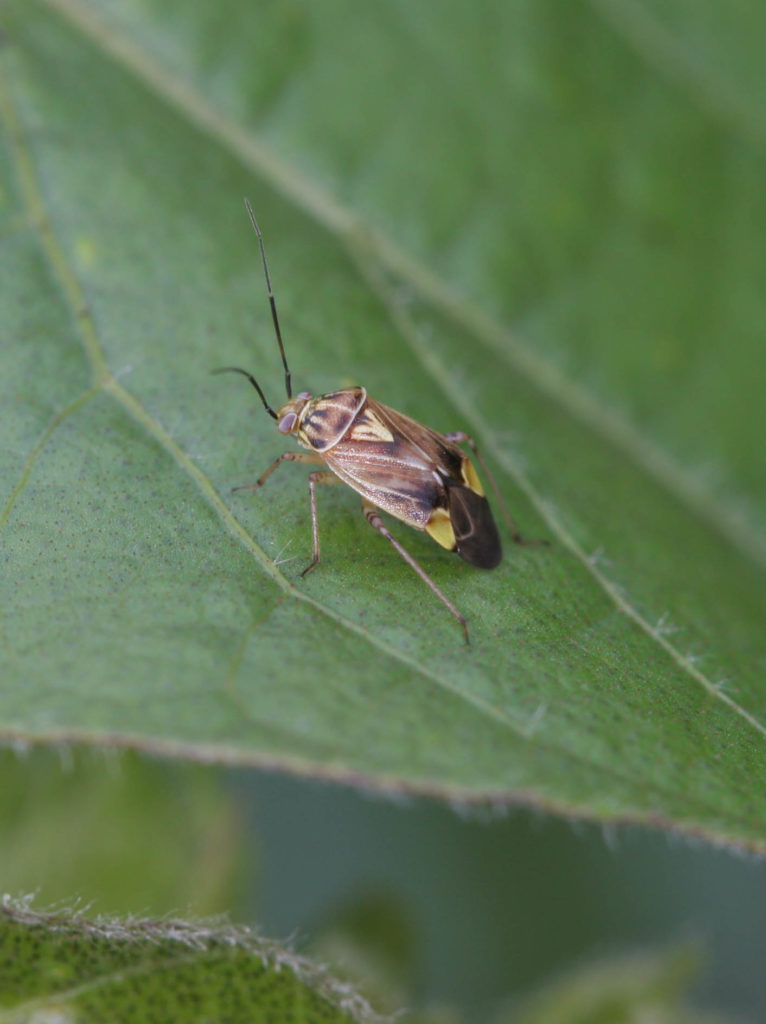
[321,398,463,530]
[323,398,502,568]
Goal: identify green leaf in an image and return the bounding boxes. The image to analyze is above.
[0,897,372,1023]
[498,946,731,1024]
[0,747,247,916]
[308,891,417,1016]
[1,1,765,849]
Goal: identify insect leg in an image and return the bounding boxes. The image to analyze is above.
[444,432,546,546]
[361,500,470,645]
[231,451,323,493]
[301,471,342,578]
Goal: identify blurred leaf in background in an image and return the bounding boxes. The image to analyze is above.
[308,888,417,1015]
[496,945,732,1024]
[245,770,766,1022]
[0,747,247,915]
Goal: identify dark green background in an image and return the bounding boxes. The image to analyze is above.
[2,748,764,1020]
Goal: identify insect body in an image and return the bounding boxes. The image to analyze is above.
[215,201,535,643]
[275,386,502,568]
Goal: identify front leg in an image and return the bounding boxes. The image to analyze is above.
[231,450,324,493]
[301,471,343,578]
[230,452,335,574]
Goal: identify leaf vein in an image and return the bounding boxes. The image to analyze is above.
[588,0,766,150]
[0,388,100,535]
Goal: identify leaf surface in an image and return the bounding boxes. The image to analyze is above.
[1,1,765,849]
[0,898,368,1023]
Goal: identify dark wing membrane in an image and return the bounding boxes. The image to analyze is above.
[447,484,502,568]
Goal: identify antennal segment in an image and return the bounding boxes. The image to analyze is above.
[244,199,292,399]
[211,366,278,420]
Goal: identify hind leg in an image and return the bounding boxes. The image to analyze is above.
[362,501,470,645]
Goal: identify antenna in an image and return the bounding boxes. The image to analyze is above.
[244,199,292,399]
[211,366,278,420]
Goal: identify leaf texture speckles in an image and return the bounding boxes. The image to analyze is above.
[0,896,370,1023]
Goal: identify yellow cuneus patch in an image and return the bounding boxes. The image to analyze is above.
[425,507,456,550]
[461,457,485,496]
[349,408,395,444]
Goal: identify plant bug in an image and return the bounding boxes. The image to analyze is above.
[214,201,539,644]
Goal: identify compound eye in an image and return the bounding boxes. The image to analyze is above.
[278,412,298,434]
[276,409,296,434]
[297,391,312,400]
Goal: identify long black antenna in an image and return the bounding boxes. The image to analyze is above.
[244,198,292,399]
[211,366,278,420]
